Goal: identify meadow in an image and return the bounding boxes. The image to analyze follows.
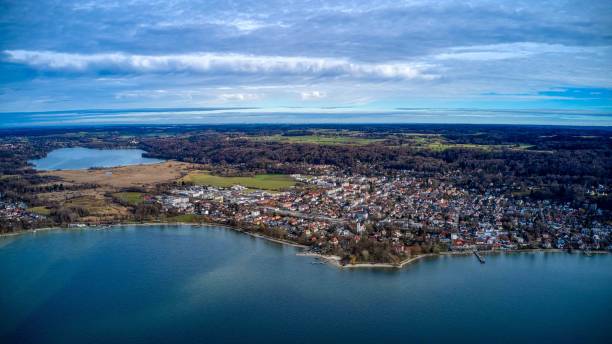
[182,172,296,190]
[112,192,144,206]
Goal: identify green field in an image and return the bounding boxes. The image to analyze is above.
[425,142,533,151]
[249,134,383,145]
[28,206,51,216]
[182,173,296,190]
[399,135,533,151]
[112,192,144,206]
[511,190,532,197]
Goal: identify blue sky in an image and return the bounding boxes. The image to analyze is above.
[1,0,611,125]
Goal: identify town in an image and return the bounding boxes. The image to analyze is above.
[154,169,611,264]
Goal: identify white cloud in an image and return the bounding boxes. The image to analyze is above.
[72,1,122,11]
[115,89,168,99]
[300,90,326,100]
[114,89,210,100]
[209,18,280,32]
[4,50,437,80]
[434,42,603,61]
[143,17,285,33]
[218,93,261,102]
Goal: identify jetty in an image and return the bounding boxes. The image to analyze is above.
[473,250,486,264]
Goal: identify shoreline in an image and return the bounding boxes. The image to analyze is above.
[1,223,607,269]
[298,248,609,269]
[0,221,309,249]
[296,252,440,269]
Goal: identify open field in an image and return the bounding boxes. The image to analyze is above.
[34,185,134,223]
[248,134,384,145]
[35,161,199,223]
[399,134,534,151]
[425,142,534,151]
[41,161,196,188]
[112,192,144,206]
[182,172,296,190]
[64,195,130,222]
[28,206,51,216]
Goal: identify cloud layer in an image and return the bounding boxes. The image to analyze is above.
[433,42,602,61]
[0,0,611,122]
[4,50,434,80]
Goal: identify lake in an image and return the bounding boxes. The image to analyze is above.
[0,225,610,343]
[29,147,165,170]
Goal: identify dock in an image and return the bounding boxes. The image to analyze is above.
[473,250,486,264]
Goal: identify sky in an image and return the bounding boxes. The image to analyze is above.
[1,0,611,126]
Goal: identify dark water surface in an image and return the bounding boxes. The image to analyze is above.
[29,147,164,170]
[1,225,610,343]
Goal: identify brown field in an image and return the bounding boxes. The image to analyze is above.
[37,186,110,202]
[36,189,132,223]
[35,161,201,223]
[65,195,131,222]
[41,161,197,188]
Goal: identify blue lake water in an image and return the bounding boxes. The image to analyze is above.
[0,225,610,343]
[29,147,165,170]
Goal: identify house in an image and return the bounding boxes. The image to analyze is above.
[356,222,365,233]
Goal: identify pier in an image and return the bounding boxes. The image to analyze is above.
[473,250,486,264]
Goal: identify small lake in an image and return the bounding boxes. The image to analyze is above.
[29,147,165,170]
[0,225,610,343]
